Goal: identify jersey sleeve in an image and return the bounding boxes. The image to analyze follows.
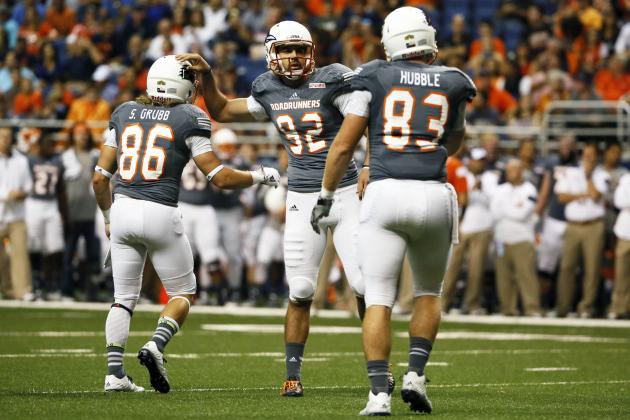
[183,104,212,139]
[335,90,372,117]
[451,69,477,103]
[320,63,356,99]
[185,136,213,158]
[246,95,269,121]
[350,60,385,93]
[103,128,117,148]
[251,71,272,100]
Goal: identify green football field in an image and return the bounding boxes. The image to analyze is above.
[0,304,629,419]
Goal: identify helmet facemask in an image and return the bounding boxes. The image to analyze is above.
[267,40,315,80]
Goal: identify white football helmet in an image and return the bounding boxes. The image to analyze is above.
[382,7,438,63]
[264,21,315,79]
[146,55,196,104]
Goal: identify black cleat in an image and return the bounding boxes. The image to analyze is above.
[138,341,170,393]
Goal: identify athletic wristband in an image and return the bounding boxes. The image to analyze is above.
[320,187,335,200]
[102,208,110,224]
[95,165,113,179]
[207,164,224,182]
[250,169,264,184]
[362,166,370,169]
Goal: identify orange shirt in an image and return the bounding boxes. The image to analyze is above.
[446,157,468,197]
[13,91,43,116]
[469,38,506,58]
[487,85,517,115]
[66,97,111,140]
[45,8,76,36]
[594,70,630,100]
[304,0,349,16]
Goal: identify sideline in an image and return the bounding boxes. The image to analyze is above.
[1,300,630,328]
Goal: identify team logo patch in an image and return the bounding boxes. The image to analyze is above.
[157,80,166,93]
[309,82,326,89]
[289,92,300,100]
[404,34,416,48]
[289,204,299,212]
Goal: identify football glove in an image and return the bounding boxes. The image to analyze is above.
[310,195,333,234]
[251,166,281,188]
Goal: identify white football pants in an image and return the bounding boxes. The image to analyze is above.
[359,179,457,308]
[110,194,196,308]
[285,184,363,301]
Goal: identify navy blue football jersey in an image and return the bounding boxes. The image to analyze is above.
[251,64,359,193]
[108,101,211,207]
[28,154,64,200]
[352,60,476,182]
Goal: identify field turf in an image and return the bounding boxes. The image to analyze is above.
[0,305,629,419]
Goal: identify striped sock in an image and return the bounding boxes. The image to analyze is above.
[107,345,125,379]
[367,360,390,395]
[151,316,179,353]
[408,336,433,376]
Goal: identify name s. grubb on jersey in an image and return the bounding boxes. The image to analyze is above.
[129,108,172,121]
[399,71,440,87]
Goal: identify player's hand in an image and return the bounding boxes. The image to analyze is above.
[252,166,281,188]
[310,196,333,234]
[104,223,110,239]
[357,167,369,200]
[176,53,211,73]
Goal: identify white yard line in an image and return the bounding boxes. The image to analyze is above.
[2,300,629,328]
[525,367,578,372]
[0,331,155,337]
[25,379,630,395]
[396,362,450,367]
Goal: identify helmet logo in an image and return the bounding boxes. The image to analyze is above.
[157,80,166,93]
[404,34,415,48]
[265,34,277,44]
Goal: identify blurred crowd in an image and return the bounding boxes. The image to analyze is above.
[1,0,630,318]
[0,0,629,125]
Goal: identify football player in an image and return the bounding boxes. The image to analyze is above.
[93,55,280,393]
[25,131,66,300]
[178,20,371,397]
[310,7,476,415]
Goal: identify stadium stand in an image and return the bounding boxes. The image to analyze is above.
[0,0,629,319]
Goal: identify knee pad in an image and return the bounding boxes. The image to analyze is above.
[288,276,315,302]
[113,297,138,312]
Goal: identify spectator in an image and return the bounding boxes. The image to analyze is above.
[445,148,468,212]
[202,0,228,44]
[594,55,630,100]
[34,42,62,85]
[146,18,188,61]
[467,91,502,126]
[61,123,100,301]
[183,7,214,58]
[610,173,630,319]
[555,143,609,318]
[518,138,546,191]
[61,34,104,82]
[469,20,506,59]
[45,0,76,36]
[614,21,630,58]
[491,159,541,316]
[475,70,517,122]
[65,85,111,141]
[12,77,43,118]
[0,127,33,301]
[442,148,499,314]
[439,14,470,65]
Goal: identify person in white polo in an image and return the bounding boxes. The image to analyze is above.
[610,172,630,319]
[490,159,541,316]
[442,148,499,314]
[554,143,610,318]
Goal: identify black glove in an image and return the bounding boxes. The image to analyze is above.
[310,195,333,234]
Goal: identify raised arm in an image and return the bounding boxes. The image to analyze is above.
[176,53,258,123]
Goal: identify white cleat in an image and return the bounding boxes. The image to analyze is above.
[138,341,170,393]
[104,375,144,392]
[401,371,432,413]
[359,391,391,416]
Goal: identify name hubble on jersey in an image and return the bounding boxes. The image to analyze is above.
[399,71,440,87]
[270,100,321,111]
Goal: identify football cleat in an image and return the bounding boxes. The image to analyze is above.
[138,341,170,393]
[104,375,144,392]
[359,391,391,416]
[280,378,304,397]
[387,365,395,395]
[400,371,432,413]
